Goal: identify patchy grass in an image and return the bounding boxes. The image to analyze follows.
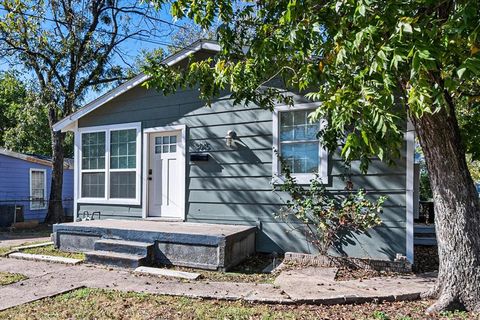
[20,245,85,260]
[159,254,280,283]
[0,288,477,320]
[0,247,14,257]
[0,272,27,286]
[0,240,53,257]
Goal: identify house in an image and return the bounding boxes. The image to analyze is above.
[53,40,416,265]
[0,148,74,226]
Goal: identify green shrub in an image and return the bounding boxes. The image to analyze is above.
[274,155,385,255]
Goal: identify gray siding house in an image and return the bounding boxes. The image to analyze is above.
[54,40,416,262]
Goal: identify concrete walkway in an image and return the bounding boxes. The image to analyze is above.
[0,257,436,311]
[0,234,51,248]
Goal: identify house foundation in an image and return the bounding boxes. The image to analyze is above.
[52,220,256,271]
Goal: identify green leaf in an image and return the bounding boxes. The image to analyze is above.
[358,5,366,17]
[457,67,467,79]
[377,50,387,62]
[402,22,413,33]
[361,130,369,145]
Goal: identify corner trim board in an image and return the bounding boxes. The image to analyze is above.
[405,121,415,263]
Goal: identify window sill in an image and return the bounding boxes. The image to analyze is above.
[77,198,141,206]
[271,174,328,186]
[30,207,47,211]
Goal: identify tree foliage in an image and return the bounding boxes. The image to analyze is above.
[0,72,27,147]
[167,21,218,54]
[146,0,480,312]
[145,0,479,169]
[0,0,164,222]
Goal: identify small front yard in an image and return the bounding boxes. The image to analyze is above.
[0,288,474,320]
[0,272,27,286]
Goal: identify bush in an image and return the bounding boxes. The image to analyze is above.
[274,157,385,255]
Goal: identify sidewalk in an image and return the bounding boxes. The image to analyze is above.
[0,257,436,311]
[0,234,50,248]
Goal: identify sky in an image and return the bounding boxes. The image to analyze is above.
[0,2,195,104]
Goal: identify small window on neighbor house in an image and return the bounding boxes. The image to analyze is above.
[30,169,47,210]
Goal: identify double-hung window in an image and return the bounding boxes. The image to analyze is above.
[30,169,47,210]
[78,123,141,204]
[273,105,328,184]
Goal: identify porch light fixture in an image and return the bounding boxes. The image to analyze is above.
[225,130,237,148]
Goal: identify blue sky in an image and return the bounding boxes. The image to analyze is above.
[0,3,192,104]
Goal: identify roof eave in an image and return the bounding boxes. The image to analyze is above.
[53,39,221,132]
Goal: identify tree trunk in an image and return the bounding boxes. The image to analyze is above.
[412,105,480,312]
[45,116,66,224]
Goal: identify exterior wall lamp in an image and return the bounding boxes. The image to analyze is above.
[225,130,237,148]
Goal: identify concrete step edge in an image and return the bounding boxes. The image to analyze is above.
[95,239,154,248]
[85,250,146,260]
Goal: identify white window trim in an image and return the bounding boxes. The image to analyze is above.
[142,125,187,220]
[76,122,142,205]
[272,103,329,185]
[30,168,47,210]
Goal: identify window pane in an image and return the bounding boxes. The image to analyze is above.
[110,129,136,169]
[280,142,319,174]
[110,172,136,199]
[30,170,46,209]
[81,172,105,198]
[82,132,106,170]
[279,110,319,142]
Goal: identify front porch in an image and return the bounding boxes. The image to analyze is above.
[52,219,256,271]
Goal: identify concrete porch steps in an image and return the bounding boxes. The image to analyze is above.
[94,239,153,256]
[85,239,155,268]
[85,250,149,269]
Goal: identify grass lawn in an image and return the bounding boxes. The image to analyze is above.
[0,288,474,320]
[20,245,85,260]
[0,240,53,257]
[0,272,27,286]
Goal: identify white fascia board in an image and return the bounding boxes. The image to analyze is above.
[53,40,221,133]
[53,73,149,132]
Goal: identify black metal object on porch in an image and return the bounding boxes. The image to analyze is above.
[190,153,209,162]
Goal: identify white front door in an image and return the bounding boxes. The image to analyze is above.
[147,130,184,218]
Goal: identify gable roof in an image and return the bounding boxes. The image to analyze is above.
[0,148,74,168]
[53,39,221,132]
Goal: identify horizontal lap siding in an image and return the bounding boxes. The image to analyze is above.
[0,154,74,221]
[78,84,407,260]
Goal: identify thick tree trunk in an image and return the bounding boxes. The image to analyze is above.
[45,116,66,224]
[412,105,480,312]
